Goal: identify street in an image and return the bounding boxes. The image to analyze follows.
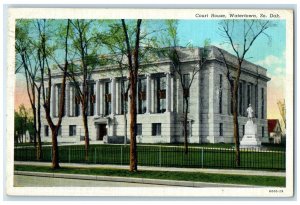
[14,175,171,187]
[14,174,248,187]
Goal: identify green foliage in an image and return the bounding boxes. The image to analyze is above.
[14,104,34,142]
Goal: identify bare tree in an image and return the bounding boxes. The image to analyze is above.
[121,19,142,172]
[15,20,43,160]
[217,20,274,166]
[277,99,286,130]
[163,20,210,153]
[38,19,71,169]
[65,20,102,161]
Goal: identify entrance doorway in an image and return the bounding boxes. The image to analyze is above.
[97,124,107,140]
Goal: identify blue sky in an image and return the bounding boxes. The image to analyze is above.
[175,19,286,121]
[176,20,286,74]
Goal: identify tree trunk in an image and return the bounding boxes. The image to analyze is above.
[124,112,127,145]
[36,89,43,160]
[51,128,60,169]
[31,86,37,147]
[82,101,90,162]
[184,97,189,154]
[129,72,137,172]
[232,91,240,167]
[32,105,37,147]
[232,63,242,167]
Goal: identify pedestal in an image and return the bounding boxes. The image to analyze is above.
[240,120,261,148]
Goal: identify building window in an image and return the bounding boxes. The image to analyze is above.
[242,125,245,136]
[152,123,161,136]
[183,74,190,113]
[58,126,62,136]
[87,83,95,116]
[138,78,147,114]
[70,84,80,117]
[45,87,49,101]
[219,123,223,136]
[75,93,80,117]
[69,125,76,136]
[255,85,258,118]
[219,74,223,114]
[239,82,243,115]
[44,125,49,137]
[120,80,128,115]
[229,79,234,115]
[105,81,111,116]
[261,88,265,119]
[247,84,251,106]
[56,84,65,117]
[157,77,166,113]
[262,126,265,138]
[136,124,142,135]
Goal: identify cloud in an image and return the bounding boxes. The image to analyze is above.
[255,55,285,68]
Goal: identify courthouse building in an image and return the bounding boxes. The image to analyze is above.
[41,46,270,144]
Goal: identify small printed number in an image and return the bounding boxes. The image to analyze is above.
[269,190,283,193]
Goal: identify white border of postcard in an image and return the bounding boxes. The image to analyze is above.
[6,8,294,197]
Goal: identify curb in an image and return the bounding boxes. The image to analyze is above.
[14,171,262,188]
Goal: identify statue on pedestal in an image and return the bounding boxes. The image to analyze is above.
[240,104,261,148]
[246,104,254,121]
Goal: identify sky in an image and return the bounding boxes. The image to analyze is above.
[15,19,286,123]
[175,19,286,122]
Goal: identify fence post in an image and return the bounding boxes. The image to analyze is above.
[159,145,162,167]
[121,146,123,165]
[68,146,71,163]
[201,148,204,168]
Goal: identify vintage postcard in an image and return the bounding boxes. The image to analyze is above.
[5,8,294,197]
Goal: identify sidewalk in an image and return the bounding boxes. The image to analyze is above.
[14,161,285,177]
[14,170,260,188]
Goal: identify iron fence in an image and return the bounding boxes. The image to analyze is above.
[14,145,285,170]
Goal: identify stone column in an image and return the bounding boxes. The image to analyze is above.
[146,74,151,113]
[111,78,116,115]
[243,82,247,116]
[208,67,215,140]
[69,85,74,117]
[65,83,70,117]
[127,88,131,115]
[50,84,56,117]
[56,85,59,117]
[95,80,100,116]
[166,72,171,112]
[176,78,180,113]
[151,78,155,113]
[115,80,119,115]
[99,81,104,116]
[170,75,174,112]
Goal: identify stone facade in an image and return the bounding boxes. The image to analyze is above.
[40,46,270,144]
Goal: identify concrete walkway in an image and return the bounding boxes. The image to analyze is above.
[14,171,259,188]
[14,161,285,177]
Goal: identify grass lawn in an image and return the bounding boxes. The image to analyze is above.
[14,164,286,187]
[15,144,285,170]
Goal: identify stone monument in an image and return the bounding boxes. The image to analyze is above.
[240,104,262,148]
